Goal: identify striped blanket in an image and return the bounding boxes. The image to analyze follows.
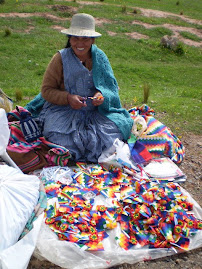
[7,107,71,173]
[129,105,185,164]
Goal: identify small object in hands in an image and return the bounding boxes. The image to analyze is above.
[82,97,87,103]
[88,96,103,100]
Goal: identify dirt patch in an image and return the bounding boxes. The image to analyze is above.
[107,31,117,36]
[95,17,111,26]
[0,12,68,21]
[131,20,202,47]
[49,4,77,13]
[51,25,67,32]
[134,7,202,26]
[126,32,149,40]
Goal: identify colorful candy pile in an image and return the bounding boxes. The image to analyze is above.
[44,163,202,251]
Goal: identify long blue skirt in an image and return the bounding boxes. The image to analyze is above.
[39,103,123,163]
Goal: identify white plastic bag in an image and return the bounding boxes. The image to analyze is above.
[0,108,20,170]
[131,115,147,137]
[98,138,138,171]
[0,165,40,252]
[0,109,10,156]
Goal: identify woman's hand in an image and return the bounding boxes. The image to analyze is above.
[67,94,87,109]
[92,91,104,106]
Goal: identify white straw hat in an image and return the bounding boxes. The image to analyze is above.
[61,13,102,37]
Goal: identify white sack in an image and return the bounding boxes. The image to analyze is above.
[0,165,40,252]
[0,108,21,170]
[0,109,10,156]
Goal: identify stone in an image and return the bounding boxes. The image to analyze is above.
[161,35,179,50]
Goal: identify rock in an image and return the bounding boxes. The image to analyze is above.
[161,35,179,50]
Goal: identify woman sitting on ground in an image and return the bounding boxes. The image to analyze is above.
[38,13,133,163]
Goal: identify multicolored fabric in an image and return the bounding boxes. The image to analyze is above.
[129,105,185,164]
[127,134,152,164]
[16,106,42,142]
[19,179,47,239]
[7,107,71,173]
[44,163,202,251]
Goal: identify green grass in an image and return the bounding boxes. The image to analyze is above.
[79,0,202,20]
[180,31,202,42]
[0,0,202,135]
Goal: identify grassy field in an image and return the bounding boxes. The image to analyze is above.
[0,0,201,135]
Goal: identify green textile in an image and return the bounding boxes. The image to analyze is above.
[92,44,133,140]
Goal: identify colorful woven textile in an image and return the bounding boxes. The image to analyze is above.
[44,164,202,251]
[129,105,185,164]
[15,106,42,143]
[127,134,152,164]
[7,107,71,173]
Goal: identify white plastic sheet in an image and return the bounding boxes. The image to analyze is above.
[0,213,44,269]
[0,165,41,268]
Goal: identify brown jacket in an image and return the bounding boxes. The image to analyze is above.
[41,52,69,105]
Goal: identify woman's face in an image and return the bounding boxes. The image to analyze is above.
[70,36,95,60]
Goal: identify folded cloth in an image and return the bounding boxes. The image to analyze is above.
[127,134,152,164]
[129,105,185,164]
[16,106,42,142]
[7,107,71,173]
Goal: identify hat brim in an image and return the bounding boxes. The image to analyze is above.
[61,28,102,38]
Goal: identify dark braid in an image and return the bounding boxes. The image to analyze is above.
[65,36,71,48]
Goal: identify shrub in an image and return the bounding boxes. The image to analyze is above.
[4,28,11,37]
[160,35,185,55]
[15,90,23,101]
[143,84,150,103]
[133,8,138,14]
[121,5,127,13]
[175,43,185,55]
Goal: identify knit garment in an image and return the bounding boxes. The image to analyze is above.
[25,92,45,118]
[91,44,133,140]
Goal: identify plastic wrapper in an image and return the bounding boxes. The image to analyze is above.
[98,138,139,171]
